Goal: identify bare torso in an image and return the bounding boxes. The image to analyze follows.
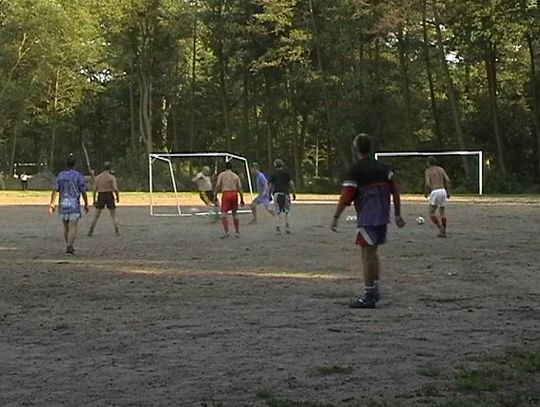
[425,165,449,191]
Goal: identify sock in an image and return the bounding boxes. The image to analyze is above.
[233,218,240,233]
[441,218,447,229]
[221,217,229,234]
[364,286,375,302]
[430,215,440,227]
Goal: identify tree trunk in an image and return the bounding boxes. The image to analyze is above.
[9,125,18,176]
[264,74,273,169]
[422,0,443,148]
[242,67,250,152]
[526,33,540,178]
[49,69,60,170]
[286,77,302,188]
[252,79,261,164]
[485,41,507,177]
[397,26,414,143]
[216,30,232,151]
[433,1,470,177]
[138,69,153,155]
[190,11,197,152]
[129,67,138,154]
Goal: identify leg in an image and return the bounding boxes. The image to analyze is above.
[220,212,230,237]
[88,208,103,236]
[439,206,447,237]
[351,246,378,308]
[109,208,120,236]
[63,220,69,244]
[265,204,276,218]
[66,219,79,253]
[429,204,442,233]
[232,209,240,237]
[250,200,257,223]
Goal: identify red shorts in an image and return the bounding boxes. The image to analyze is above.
[221,191,238,213]
[356,225,387,247]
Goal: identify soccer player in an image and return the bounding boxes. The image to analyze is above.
[214,161,244,238]
[331,133,405,309]
[20,172,29,191]
[88,162,120,237]
[49,155,89,254]
[424,156,451,238]
[268,159,296,235]
[249,163,275,223]
[192,166,214,206]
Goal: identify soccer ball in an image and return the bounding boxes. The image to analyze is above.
[416,216,425,225]
[346,215,357,222]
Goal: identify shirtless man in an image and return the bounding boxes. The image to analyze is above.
[88,162,120,237]
[214,161,245,238]
[424,156,451,238]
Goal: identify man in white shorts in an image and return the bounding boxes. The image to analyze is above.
[424,156,451,238]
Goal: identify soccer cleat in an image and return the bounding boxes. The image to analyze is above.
[235,232,240,238]
[374,287,381,302]
[275,226,281,235]
[66,246,75,255]
[220,233,230,239]
[349,297,376,309]
[285,224,291,234]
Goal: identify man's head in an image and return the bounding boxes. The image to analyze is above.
[66,155,77,168]
[202,166,211,176]
[274,159,284,168]
[427,156,437,167]
[251,162,260,174]
[103,161,112,171]
[225,161,233,170]
[352,133,372,157]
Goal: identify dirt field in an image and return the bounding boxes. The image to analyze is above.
[1,196,539,406]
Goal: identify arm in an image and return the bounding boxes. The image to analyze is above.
[390,178,405,228]
[289,180,296,200]
[443,171,451,198]
[213,174,222,198]
[424,170,431,197]
[237,176,244,205]
[113,176,120,202]
[331,181,357,231]
[49,189,57,214]
[82,191,89,213]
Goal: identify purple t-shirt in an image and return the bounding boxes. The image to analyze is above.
[256,172,269,198]
[54,169,87,215]
[343,158,393,227]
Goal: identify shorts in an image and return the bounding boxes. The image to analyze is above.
[95,192,116,209]
[221,191,238,213]
[273,193,291,214]
[60,213,81,222]
[429,189,447,207]
[253,195,271,207]
[356,225,387,247]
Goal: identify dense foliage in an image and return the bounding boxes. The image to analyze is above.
[1,0,539,192]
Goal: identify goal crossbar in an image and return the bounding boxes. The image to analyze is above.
[149,152,254,216]
[374,150,483,195]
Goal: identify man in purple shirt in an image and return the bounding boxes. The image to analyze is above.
[49,155,89,254]
[249,163,275,223]
[331,134,405,308]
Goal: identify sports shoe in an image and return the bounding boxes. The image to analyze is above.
[220,233,230,239]
[349,297,375,309]
[374,287,381,302]
[275,226,281,235]
[235,232,240,238]
[285,223,291,234]
[115,227,120,236]
[66,246,75,255]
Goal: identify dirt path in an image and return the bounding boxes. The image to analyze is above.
[0,202,539,406]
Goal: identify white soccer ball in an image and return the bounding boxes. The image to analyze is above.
[416,216,425,225]
[346,215,357,222]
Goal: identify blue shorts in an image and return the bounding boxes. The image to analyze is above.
[356,225,387,247]
[273,193,291,214]
[60,213,81,222]
[253,195,271,207]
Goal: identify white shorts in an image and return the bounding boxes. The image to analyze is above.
[429,189,447,207]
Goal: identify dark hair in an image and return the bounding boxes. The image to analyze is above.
[352,133,372,155]
[66,155,76,168]
[427,156,437,166]
[274,159,284,168]
[103,161,111,171]
[225,161,233,170]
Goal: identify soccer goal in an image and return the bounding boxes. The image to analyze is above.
[374,150,483,195]
[148,152,254,216]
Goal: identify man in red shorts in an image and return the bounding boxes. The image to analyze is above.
[214,161,245,238]
[331,133,405,308]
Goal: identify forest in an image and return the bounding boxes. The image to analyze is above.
[0,0,539,192]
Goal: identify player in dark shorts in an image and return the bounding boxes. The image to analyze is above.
[331,134,405,308]
[268,159,296,235]
[88,162,120,237]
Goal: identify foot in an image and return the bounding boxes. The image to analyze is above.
[66,246,75,255]
[285,224,291,234]
[438,229,447,238]
[275,226,281,235]
[235,232,240,238]
[374,288,381,302]
[115,228,120,236]
[87,228,93,237]
[220,233,230,239]
[249,219,257,224]
[349,297,376,309]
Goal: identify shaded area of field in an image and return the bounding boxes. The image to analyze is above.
[0,201,539,406]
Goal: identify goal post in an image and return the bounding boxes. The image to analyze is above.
[148,152,254,216]
[374,150,483,195]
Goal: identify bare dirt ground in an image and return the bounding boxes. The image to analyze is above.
[1,196,539,406]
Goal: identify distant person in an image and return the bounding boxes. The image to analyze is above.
[0,171,5,190]
[88,162,120,237]
[249,163,275,224]
[49,155,89,254]
[331,133,405,309]
[20,172,29,191]
[214,161,244,238]
[424,156,451,238]
[268,159,296,235]
[192,166,215,206]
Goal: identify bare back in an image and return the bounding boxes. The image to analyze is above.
[216,170,241,192]
[425,165,450,191]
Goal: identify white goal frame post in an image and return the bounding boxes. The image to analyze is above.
[374,151,483,195]
[148,152,254,216]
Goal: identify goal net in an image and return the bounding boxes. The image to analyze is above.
[374,151,483,195]
[148,152,254,216]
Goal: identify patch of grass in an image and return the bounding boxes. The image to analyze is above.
[314,365,353,376]
[256,390,335,407]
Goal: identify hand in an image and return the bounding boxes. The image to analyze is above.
[395,215,406,228]
[240,200,245,207]
[292,194,297,201]
[48,204,56,215]
[331,217,338,232]
[116,197,120,203]
[424,193,428,198]
[446,193,451,199]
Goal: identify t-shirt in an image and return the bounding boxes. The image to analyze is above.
[20,174,28,181]
[54,169,87,215]
[341,158,393,227]
[215,170,242,192]
[94,170,118,193]
[192,172,213,192]
[269,168,292,194]
[255,172,269,198]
